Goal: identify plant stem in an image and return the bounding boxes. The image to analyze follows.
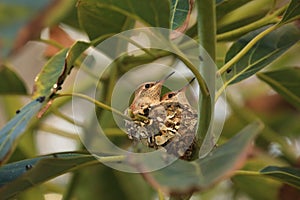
[194,0,216,156]
[174,52,211,147]
[169,194,193,200]
[38,124,80,140]
[217,5,286,41]
[157,189,165,200]
[56,93,131,120]
[39,38,65,49]
[103,128,126,136]
[196,0,216,60]
[234,170,260,176]
[217,24,278,76]
[50,106,84,126]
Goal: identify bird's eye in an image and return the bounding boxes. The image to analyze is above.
[168,93,174,98]
[145,83,153,88]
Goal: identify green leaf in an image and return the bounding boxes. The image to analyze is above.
[224,24,300,84]
[217,0,273,33]
[0,152,96,199]
[232,153,284,200]
[67,166,152,200]
[32,48,68,98]
[170,0,190,30]
[77,0,170,41]
[257,67,300,109]
[33,41,90,98]
[144,121,263,194]
[0,65,27,95]
[216,0,249,20]
[280,0,300,24]
[260,166,300,189]
[0,97,45,163]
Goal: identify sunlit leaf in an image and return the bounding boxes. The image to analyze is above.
[280,0,300,24]
[0,152,96,199]
[0,65,27,95]
[33,41,90,98]
[77,0,170,41]
[144,121,263,194]
[257,67,300,109]
[224,24,300,84]
[260,166,300,189]
[0,97,45,163]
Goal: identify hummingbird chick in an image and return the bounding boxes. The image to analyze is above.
[150,77,198,160]
[128,71,175,117]
[124,72,175,142]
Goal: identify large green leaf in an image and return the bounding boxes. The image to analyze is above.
[77,0,170,41]
[0,152,96,199]
[260,166,300,189]
[33,41,90,98]
[280,0,300,24]
[0,121,262,197]
[224,23,300,84]
[0,97,45,163]
[257,67,300,109]
[170,0,191,30]
[0,65,27,95]
[144,121,263,194]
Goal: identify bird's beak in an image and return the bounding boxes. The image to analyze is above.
[155,71,175,84]
[178,77,196,92]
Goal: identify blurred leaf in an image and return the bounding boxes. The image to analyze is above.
[67,166,152,200]
[0,0,76,59]
[232,152,285,200]
[217,0,274,33]
[77,0,170,41]
[261,166,300,189]
[61,4,81,30]
[233,176,279,200]
[215,0,224,4]
[216,0,249,20]
[33,41,90,98]
[170,0,191,30]
[0,65,27,94]
[44,26,74,57]
[224,24,300,84]
[0,0,51,59]
[0,152,96,199]
[0,97,45,164]
[144,121,263,195]
[280,0,300,24]
[257,67,300,110]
